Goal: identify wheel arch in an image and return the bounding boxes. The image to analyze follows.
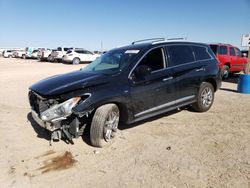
[203,78,217,91]
[224,62,231,68]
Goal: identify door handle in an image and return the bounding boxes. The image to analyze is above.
[162,76,173,82]
[196,67,205,72]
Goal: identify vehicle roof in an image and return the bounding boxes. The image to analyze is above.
[209,43,235,47]
[114,41,209,51]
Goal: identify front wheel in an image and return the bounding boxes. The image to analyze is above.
[192,82,214,112]
[90,104,120,147]
[22,54,26,59]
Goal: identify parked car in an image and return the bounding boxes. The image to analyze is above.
[29,39,221,147]
[13,50,26,58]
[3,50,15,58]
[209,43,247,78]
[37,48,53,62]
[51,47,73,62]
[62,48,100,64]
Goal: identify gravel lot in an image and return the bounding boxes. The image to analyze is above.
[0,58,249,188]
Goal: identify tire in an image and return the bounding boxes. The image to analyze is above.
[72,58,80,65]
[22,54,26,59]
[8,55,12,58]
[192,82,214,112]
[222,65,229,79]
[90,104,120,147]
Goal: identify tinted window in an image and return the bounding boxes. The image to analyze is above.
[64,48,70,51]
[209,45,218,55]
[167,45,195,66]
[83,50,93,55]
[229,47,236,56]
[138,48,164,71]
[57,47,62,51]
[193,46,211,61]
[75,50,84,54]
[219,46,227,55]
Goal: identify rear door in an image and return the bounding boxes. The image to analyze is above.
[166,44,204,104]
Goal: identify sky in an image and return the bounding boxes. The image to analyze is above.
[0,0,249,51]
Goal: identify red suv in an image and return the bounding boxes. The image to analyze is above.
[209,44,247,78]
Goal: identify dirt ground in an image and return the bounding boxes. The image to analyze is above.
[0,57,249,188]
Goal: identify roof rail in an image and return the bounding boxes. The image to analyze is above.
[132,38,165,45]
[167,37,186,41]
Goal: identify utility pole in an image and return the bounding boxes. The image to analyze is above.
[246,46,250,74]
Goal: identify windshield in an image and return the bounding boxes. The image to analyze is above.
[82,48,140,74]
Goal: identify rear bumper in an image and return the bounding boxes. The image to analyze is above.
[62,56,73,62]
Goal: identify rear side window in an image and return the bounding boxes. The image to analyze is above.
[229,47,236,56]
[193,46,212,61]
[138,48,164,72]
[167,45,195,66]
[219,46,228,55]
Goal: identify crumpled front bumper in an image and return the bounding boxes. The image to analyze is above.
[31,110,56,132]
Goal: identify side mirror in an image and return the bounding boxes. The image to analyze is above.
[135,65,152,77]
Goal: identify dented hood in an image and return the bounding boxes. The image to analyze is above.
[30,70,108,96]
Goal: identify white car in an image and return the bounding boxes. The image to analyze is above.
[51,47,73,62]
[62,49,100,64]
[3,50,15,58]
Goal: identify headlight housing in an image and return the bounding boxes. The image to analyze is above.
[41,97,81,122]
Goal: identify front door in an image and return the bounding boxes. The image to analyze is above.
[129,47,175,119]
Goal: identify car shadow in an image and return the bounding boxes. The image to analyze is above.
[27,112,51,141]
[223,74,240,84]
[220,88,238,93]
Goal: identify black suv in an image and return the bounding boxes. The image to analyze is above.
[29,39,221,147]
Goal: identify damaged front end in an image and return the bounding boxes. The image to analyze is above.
[28,91,92,144]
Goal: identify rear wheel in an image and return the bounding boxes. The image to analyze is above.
[222,65,230,79]
[8,55,12,58]
[192,82,214,112]
[22,54,26,59]
[72,58,80,65]
[90,104,120,147]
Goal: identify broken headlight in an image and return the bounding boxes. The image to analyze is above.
[41,97,81,122]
